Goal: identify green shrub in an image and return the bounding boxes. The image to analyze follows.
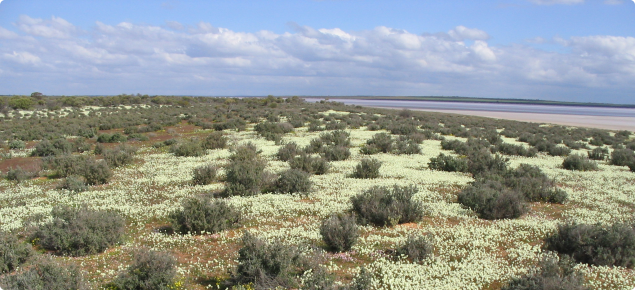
[44,155,88,178]
[57,175,88,193]
[350,158,381,179]
[275,169,312,194]
[349,267,373,290]
[0,257,87,290]
[170,197,241,235]
[610,149,635,166]
[8,140,25,150]
[321,145,351,161]
[548,145,571,157]
[31,139,62,156]
[126,133,149,141]
[8,97,35,110]
[71,137,91,153]
[457,180,527,220]
[300,267,336,290]
[562,154,598,171]
[491,143,537,157]
[428,153,468,172]
[0,232,33,274]
[394,138,421,155]
[277,142,300,161]
[83,159,112,185]
[107,249,176,290]
[629,163,635,172]
[232,231,303,288]
[169,139,205,157]
[6,167,34,183]
[31,206,124,256]
[202,131,228,150]
[192,164,217,185]
[320,213,359,252]
[254,122,294,142]
[103,145,137,168]
[388,123,418,135]
[588,147,609,160]
[93,143,105,155]
[503,164,567,204]
[502,255,588,290]
[97,133,127,143]
[224,143,267,197]
[351,185,423,227]
[544,223,635,268]
[467,149,509,176]
[289,154,330,175]
[319,130,351,147]
[365,133,394,153]
[395,235,434,263]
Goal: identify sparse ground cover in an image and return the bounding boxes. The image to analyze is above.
[0,96,634,289]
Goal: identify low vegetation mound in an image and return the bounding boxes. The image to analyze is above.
[0,257,87,290]
[502,256,588,290]
[107,249,177,290]
[31,206,124,256]
[428,153,468,172]
[351,185,423,227]
[275,169,312,194]
[562,154,598,171]
[0,232,33,274]
[191,164,217,185]
[289,153,330,175]
[169,139,205,157]
[170,197,241,235]
[395,235,434,263]
[350,158,382,179]
[457,180,527,220]
[223,143,268,197]
[320,213,359,253]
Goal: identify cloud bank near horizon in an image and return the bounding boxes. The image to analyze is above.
[0,15,634,103]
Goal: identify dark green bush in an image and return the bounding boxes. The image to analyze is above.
[467,149,509,176]
[610,149,635,166]
[629,163,635,172]
[71,137,91,153]
[395,235,434,263]
[544,223,635,268]
[491,143,537,157]
[232,231,303,288]
[428,153,468,172]
[319,130,350,147]
[394,138,421,155]
[457,180,527,220]
[107,249,176,290]
[548,145,571,157]
[126,133,149,141]
[0,257,87,290]
[93,143,105,155]
[320,213,359,252]
[31,206,124,256]
[0,232,33,274]
[503,164,567,204]
[350,158,381,179]
[502,255,588,290]
[351,185,423,227]
[365,133,393,153]
[224,143,267,197]
[103,145,137,168]
[31,139,60,157]
[44,155,88,178]
[169,139,205,157]
[170,197,240,235]
[562,154,598,171]
[192,164,217,185]
[202,131,228,150]
[588,147,609,160]
[277,142,300,161]
[57,175,88,193]
[275,169,312,194]
[97,133,127,143]
[388,123,418,135]
[321,145,351,161]
[289,154,330,175]
[254,122,294,142]
[6,167,34,183]
[8,139,25,150]
[83,159,112,185]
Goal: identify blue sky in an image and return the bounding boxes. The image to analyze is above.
[0,0,634,103]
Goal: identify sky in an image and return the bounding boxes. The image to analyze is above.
[0,0,634,104]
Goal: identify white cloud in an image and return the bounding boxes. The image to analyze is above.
[0,16,633,103]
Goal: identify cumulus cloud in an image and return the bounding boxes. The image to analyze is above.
[0,15,633,102]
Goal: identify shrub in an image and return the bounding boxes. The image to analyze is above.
[351,185,423,227]
[388,123,418,135]
[503,164,567,204]
[170,197,240,235]
[8,139,25,150]
[562,154,598,171]
[467,149,509,176]
[277,142,300,161]
[31,206,124,256]
[97,133,127,143]
[0,257,87,290]
[629,163,635,172]
[491,143,537,157]
[289,154,330,175]
[232,231,303,288]
[428,153,468,172]
[588,147,609,160]
[108,249,176,290]
[224,144,267,197]
[31,139,59,157]
[192,164,217,185]
[202,131,228,150]
[93,143,105,155]
[103,145,137,168]
[394,138,421,155]
[254,122,294,142]
[548,145,571,157]
[502,255,588,290]
[349,267,373,290]
[321,145,351,161]
[169,139,205,157]
[72,137,91,153]
[610,149,635,166]
[544,223,635,268]
[365,133,393,153]
[275,169,312,194]
[395,235,434,263]
[58,175,88,193]
[319,130,350,147]
[320,213,359,252]
[350,158,381,179]
[0,233,33,274]
[126,133,149,141]
[6,167,33,183]
[83,159,112,185]
[44,155,88,178]
[300,267,336,290]
[457,180,527,220]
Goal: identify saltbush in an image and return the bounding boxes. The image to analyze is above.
[0,257,87,290]
[202,131,228,150]
[394,138,421,155]
[83,159,112,185]
[103,145,137,168]
[503,164,567,204]
[275,169,312,194]
[544,223,635,268]
[502,255,588,290]
[57,175,88,193]
[321,145,351,161]
[192,164,217,185]
[31,206,124,256]
[72,137,91,153]
[395,235,434,263]
[8,139,25,150]
[97,133,127,143]
[491,143,537,157]
[320,213,359,252]
[350,158,381,179]
[351,185,423,227]
[289,154,330,175]
[349,267,373,290]
[562,154,598,171]
[610,149,635,166]
[588,147,609,160]
[170,197,241,235]
[365,133,394,153]
[457,180,527,220]
[428,153,468,172]
[169,139,205,157]
[276,142,300,161]
[224,143,267,196]
[44,154,88,178]
[107,249,177,290]
[467,149,509,176]
[6,167,33,183]
[0,232,33,274]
